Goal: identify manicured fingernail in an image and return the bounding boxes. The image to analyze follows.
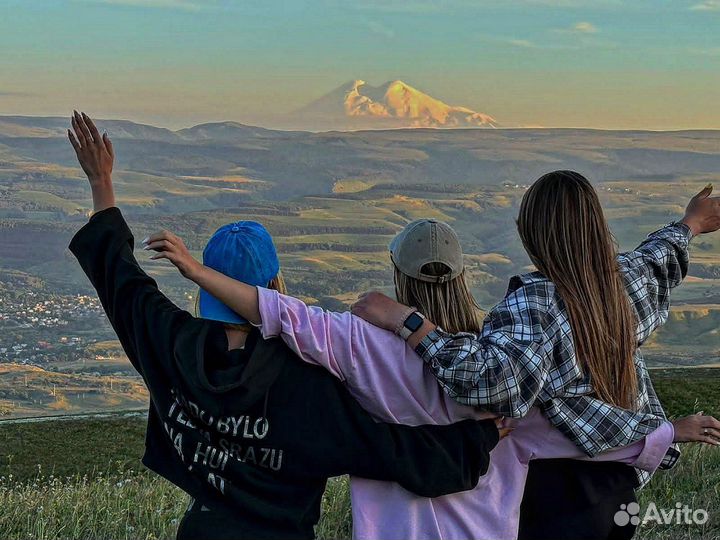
[143,245,151,251]
[705,184,713,190]
[141,237,149,244]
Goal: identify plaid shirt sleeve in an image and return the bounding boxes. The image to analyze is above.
[617,222,692,345]
[416,284,555,418]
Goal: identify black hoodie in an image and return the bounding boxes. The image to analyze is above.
[70,208,499,540]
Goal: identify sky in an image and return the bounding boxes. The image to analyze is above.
[1,0,719,130]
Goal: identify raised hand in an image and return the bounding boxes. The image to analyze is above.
[672,412,720,445]
[67,111,115,212]
[143,230,203,280]
[682,184,720,236]
[68,111,114,184]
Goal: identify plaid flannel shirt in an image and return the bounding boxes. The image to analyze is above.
[417,223,692,487]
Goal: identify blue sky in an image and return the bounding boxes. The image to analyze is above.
[1,0,719,129]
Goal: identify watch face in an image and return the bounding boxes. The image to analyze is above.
[405,312,424,332]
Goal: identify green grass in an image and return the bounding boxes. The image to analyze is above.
[650,368,720,417]
[0,416,146,482]
[637,445,720,540]
[0,370,718,539]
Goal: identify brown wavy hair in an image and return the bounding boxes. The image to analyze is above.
[516,170,638,409]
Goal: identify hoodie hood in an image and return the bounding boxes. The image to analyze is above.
[173,322,286,416]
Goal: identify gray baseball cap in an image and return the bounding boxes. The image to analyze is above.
[389,219,464,283]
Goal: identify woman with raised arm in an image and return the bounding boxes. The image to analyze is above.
[65,112,503,540]
[349,170,720,540]
[148,210,719,540]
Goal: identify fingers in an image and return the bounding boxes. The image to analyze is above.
[143,239,175,252]
[150,251,174,262]
[67,129,81,153]
[696,435,720,446]
[103,133,114,158]
[693,183,713,200]
[143,230,179,245]
[82,112,101,143]
[74,110,94,144]
[71,114,87,147]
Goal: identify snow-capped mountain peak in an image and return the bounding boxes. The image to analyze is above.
[293,79,497,129]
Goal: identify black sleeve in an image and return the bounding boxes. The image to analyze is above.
[280,361,500,498]
[69,207,194,380]
[366,418,499,498]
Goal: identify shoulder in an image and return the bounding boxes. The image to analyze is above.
[499,271,557,313]
[483,272,561,334]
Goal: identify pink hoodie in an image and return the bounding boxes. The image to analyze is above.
[257,288,673,540]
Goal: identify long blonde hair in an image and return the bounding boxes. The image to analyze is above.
[394,263,482,334]
[516,170,638,409]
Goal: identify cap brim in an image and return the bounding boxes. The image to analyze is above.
[198,289,248,325]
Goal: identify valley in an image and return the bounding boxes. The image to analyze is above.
[1,116,720,417]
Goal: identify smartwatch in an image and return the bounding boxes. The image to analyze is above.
[398,311,426,341]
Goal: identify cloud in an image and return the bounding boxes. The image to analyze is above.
[691,1,720,10]
[569,21,598,33]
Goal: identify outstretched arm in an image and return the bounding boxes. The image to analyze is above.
[619,186,720,344]
[68,112,193,379]
[355,288,553,418]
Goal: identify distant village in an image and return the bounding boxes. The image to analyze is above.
[0,290,113,367]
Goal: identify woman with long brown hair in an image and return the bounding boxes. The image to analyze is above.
[352,170,720,539]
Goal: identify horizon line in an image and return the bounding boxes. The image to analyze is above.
[2,114,720,135]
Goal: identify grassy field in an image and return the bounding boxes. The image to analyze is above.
[0,369,718,539]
